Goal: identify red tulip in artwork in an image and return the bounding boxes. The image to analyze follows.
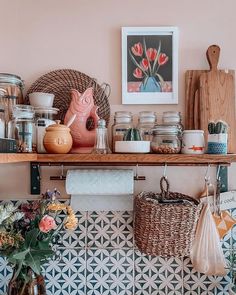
[146,48,157,61]
[131,42,143,56]
[158,53,169,65]
[133,67,143,78]
[141,58,149,71]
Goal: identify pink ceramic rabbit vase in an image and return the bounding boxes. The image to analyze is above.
[64,87,99,153]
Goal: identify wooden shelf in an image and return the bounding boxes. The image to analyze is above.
[1,153,236,165]
[0,153,37,164]
[36,153,236,165]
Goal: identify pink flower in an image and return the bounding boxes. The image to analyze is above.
[146,48,157,61]
[141,58,149,71]
[158,53,169,65]
[133,68,143,79]
[131,42,143,56]
[39,215,57,233]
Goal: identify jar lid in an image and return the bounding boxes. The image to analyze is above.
[0,73,24,87]
[153,124,179,135]
[13,104,35,119]
[139,111,157,123]
[34,106,59,115]
[46,120,70,132]
[163,111,181,118]
[114,111,132,118]
[183,130,204,134]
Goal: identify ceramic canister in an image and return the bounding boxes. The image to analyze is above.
[181,130,205,154]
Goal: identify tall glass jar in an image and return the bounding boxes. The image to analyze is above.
[112,111,133,152]
[0,107,5,138]
[162,111,184,135]
[137,111,157,141]
[11,105,35,153]
[151,125,181,154]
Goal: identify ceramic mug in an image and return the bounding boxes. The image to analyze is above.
[181,130,205,154]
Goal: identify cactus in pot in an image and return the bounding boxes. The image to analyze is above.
[123,128,142,141]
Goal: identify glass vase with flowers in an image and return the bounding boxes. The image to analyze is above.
[0,189,78,295]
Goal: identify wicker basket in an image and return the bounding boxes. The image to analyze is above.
[134,176,202,257]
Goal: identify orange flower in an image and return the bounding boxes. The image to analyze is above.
[141,58,149,71]
[146,48,157,61]
[131,42,143,56]
[133,68,143,79]
[158,53,169,65]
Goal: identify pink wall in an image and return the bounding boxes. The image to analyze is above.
[0,0,236,198]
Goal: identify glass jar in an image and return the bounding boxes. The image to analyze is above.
[11,105,35,153]
[137,111,157,141]
[0,107,5,138]
[162,111,184,134]
[34,107,59,153]
[151,125,181,154]
[112,111,133,152]
[93,119,111,154]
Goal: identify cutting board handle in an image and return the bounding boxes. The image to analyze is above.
[207,45,220,71]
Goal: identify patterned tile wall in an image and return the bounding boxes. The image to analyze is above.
[0,208,235,295]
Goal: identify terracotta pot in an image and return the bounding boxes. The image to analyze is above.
[43,120,73,154]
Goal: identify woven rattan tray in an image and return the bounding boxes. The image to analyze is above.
[25,69,110,124]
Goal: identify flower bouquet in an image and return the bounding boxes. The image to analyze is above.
[129,39,169,92]
[0,189,78,295]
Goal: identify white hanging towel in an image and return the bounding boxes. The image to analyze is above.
[190,203,227,276]
[66,169,134,195]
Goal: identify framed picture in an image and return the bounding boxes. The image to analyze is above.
[122,27,178,104]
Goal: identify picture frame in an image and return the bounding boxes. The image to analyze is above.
[122,26,178,104]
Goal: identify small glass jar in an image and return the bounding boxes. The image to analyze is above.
[162,111,184,135]
[11,105,35,153]
[137,111,157,141]
[34,107,59,153]
[151,125,181,154]
[93,119,111,154]
[112,111,133,152]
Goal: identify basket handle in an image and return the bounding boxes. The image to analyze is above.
[160,176,170,199]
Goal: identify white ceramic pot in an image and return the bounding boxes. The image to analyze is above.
[181,130,205,154]
[29,92,55,108]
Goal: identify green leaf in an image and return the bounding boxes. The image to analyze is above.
[38,239,51,250]
[25,252,41,275]
[25,228,39,248]
[155,73,165,89]
[153,40,161,73]
[11,249,29,260]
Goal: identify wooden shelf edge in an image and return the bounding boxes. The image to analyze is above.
[36,153,236,165]
[0,153,37,164]
[1,153,236,165]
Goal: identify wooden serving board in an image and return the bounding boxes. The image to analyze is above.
[199,45,236,153]
[185,70,205,129]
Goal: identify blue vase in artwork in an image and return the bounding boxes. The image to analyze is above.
[140,77,161,92]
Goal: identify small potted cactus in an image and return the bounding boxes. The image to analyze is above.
[207,120,228,154]
[114,128,150,153]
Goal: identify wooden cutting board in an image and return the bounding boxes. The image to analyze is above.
[199,45,236,153]
[185,70,205,129]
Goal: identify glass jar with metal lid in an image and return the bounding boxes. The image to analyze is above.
[151,125,181,154]
[10,105,35,153]
[162,111,184,134]
[137,111,157,141]
[112,111,133,152]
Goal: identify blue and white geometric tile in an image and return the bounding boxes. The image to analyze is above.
[87,211,133,249]
[183,257,216,295]
[42,249,86,295]
[134,250,183,295]
[86,249,134,295]
[0,256,12,295]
